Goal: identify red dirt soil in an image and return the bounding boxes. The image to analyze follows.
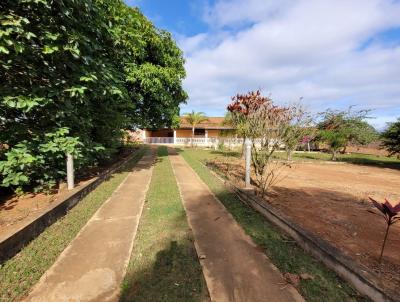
[0,148,136,235]
[0,180,91,229]
[210,158,400,290]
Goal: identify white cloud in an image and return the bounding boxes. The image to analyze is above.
[179,0,400,129]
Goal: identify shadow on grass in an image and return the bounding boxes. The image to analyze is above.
[120,146,209,302]
[337,156,400,170]
[120,237,207,302]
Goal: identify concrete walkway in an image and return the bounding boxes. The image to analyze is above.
[169,150,304,302]
[25,149,155,302]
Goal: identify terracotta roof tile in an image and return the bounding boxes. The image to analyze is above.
[179,117,234,129]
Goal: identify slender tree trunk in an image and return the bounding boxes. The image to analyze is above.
[331,149,337,161]
[192,126,195,148]
[241,137,246,159]
[286,149,292,161]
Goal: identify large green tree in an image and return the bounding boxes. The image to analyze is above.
[381,118,400,157]
[317,108,378,160]
[0,0,186,192]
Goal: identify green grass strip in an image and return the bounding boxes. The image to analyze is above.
[274,151,400,169]
[208,148,400,169]
[180,148,370,302]
[0,147,147,302]
[120,146,207,302]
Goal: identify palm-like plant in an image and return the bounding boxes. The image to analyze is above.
[183,111,208,146]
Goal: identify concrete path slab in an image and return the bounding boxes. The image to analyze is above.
[25,148,155,302]
[169,150,304,302]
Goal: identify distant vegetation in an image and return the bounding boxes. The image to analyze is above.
[0,0,186,193]
[317,108,379,160]
[381,118,400,158]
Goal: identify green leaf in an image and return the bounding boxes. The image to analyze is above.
[42,45,59,54]
[0,46,9,54]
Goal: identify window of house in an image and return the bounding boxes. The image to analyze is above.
[194,129,206,136]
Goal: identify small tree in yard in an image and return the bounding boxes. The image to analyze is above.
[317,108,377,160]
[381,118,400,158]
[183,111,208,147]
[228,90,295,197]
[282,104,314,161]
[318,130,347,160]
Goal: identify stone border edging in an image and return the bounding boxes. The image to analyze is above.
[205,165,397,302]
[0,148,142,264]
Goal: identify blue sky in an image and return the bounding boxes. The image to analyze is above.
[125,0,400,129]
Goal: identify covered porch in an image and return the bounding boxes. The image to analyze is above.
[143,129,223,146]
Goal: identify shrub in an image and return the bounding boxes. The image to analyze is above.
[0,0,186,192]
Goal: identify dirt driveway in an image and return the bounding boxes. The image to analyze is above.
[213,158,400,290]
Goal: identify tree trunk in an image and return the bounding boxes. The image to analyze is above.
[286,149,292,161]
[331,149,337,161]
[192,126,195,148]
[241,137,246,159]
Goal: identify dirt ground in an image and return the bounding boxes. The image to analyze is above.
[0,147,136,234]
[210,158,400,290]
[346,142,391,157]
[0,180,92,229]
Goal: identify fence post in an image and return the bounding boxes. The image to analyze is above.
[245,138,251,188]
[66,153,74,190]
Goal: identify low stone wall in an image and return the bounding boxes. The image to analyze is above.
[208,167,397,302]
[0,149,140,263]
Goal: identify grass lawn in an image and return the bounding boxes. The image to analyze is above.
[120,146,208,302]
[180,148,370,302]
[210,147,400,169]
[277,151,400,169]
[0,146,147,302]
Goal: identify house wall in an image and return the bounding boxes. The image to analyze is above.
[176,129,192,137]
[207,129,220,138]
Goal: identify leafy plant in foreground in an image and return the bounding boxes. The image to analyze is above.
[368,197,400,264]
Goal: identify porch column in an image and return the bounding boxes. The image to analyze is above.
[173,130,177,144]
[205,130,208,145]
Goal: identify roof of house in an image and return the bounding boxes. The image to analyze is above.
[179,117,234,130]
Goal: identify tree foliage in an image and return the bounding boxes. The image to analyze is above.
[183,111,208,147]
[317,108,378,160]
[183,111,208,136]
[0,0,186,192]
[381,118,400,157]
[281,103,314,160]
